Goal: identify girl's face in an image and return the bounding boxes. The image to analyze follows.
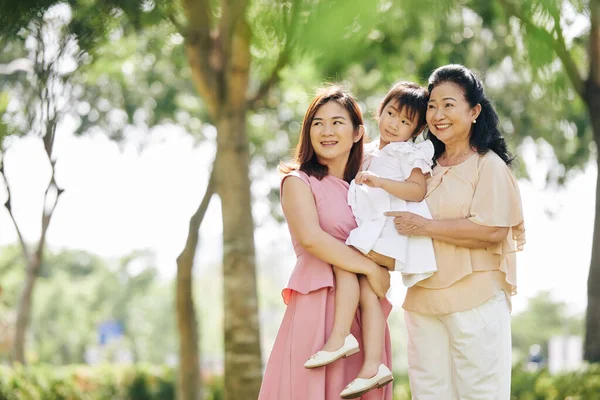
[426,81,480,146]
[309,101,362,166]
[378,101,418,148]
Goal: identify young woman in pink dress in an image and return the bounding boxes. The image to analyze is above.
[258,86,393,400]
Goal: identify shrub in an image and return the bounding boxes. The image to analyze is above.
[0,364,599,399]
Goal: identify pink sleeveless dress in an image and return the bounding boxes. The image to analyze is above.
[258,170,393,400]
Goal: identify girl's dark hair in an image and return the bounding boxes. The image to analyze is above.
[278,85,364,183]
[426,64,514,165]
[378,81,428,136]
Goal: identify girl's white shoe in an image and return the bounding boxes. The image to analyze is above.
[340,364,394,399]
[303,334,360,369]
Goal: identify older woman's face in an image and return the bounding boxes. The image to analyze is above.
[309,101,361,165]
[426,81,478,146]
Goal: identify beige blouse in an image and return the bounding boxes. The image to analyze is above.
[402,150,525,315]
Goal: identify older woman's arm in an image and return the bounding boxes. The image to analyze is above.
[385,211,508,248]
[283,176,390,297]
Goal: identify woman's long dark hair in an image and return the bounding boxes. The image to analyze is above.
[426,64,514,166]
[279,85,364,183]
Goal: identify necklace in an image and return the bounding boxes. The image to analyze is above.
[439,147,473,167]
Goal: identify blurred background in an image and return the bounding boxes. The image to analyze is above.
[0,0,598,399]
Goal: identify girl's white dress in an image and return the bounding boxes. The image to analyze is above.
[346,140,438,287]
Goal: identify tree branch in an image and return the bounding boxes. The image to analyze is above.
[220,0,249,75]
[36,167,62,260]
[182,0,220,119]
[228,18,251,110]
[176,164,217,267]
[0,161,30,262]
[591,0,600,87]
[498,0,585,99]
[36,117,63,261]
[248,0,301,109]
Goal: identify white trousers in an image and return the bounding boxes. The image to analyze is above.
[404,291,512,400]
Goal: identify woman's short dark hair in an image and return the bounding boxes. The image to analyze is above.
[279,85,364,183]
[426,64,514,166]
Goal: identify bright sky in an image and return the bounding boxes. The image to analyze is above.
[0,123,594,316]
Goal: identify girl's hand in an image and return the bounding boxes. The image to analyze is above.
[384,211,430,236]
[365,263,390,298]
[355,171,383,188]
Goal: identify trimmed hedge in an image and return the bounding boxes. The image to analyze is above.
[0,364,175,400]
[0,364,599,400]
[510,364,600,400]
[393,365,600,400]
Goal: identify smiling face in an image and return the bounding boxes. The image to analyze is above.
[378,101,419,148]
[309,100,362,167]
[426,81,481,147]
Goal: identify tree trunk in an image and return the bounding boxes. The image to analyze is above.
[217,108,262,400]
[175,171,215,400]
[176,255,201,400]
[585,80,600,362]
[12,256,41,364]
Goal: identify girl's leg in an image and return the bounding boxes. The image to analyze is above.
[321,266,360,352]
[355,275,387,379]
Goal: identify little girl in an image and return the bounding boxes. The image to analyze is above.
[347,82,437,285]
[304,82,437,399]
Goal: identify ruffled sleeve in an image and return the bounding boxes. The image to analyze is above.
[468,152,526,293]
[383,140,434,179]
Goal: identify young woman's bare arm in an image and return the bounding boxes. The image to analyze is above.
[282,176,390,296]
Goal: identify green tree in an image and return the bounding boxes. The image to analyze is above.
[0,245,168,365]
[0,12,79,363]
[512,291,584,362]
[470,0,600,363]
[169,2,383,397]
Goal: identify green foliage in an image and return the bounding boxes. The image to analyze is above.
[1,365,598,400]
[511,291,584,362]
[0,92,9,145]
[72,21,204,139]
[393,366,600,399]
[0,364,175,400]
[510,364,600,400]
[473,0,593,183]
[0,246,174,365]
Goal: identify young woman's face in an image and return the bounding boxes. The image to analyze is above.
[309,101,361,165]
[378,101,418,147]
[426,81,479,146]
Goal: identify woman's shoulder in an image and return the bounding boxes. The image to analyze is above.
[474,150,519,187]
[281,169,341,190]
[282,169,308,179]
[477,150,511,171]
[281,169,312,189]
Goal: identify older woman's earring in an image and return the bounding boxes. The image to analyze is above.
[472,119,477,124]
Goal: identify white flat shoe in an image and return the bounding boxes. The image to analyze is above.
[304,334,360,369]
[340,364,393,399]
